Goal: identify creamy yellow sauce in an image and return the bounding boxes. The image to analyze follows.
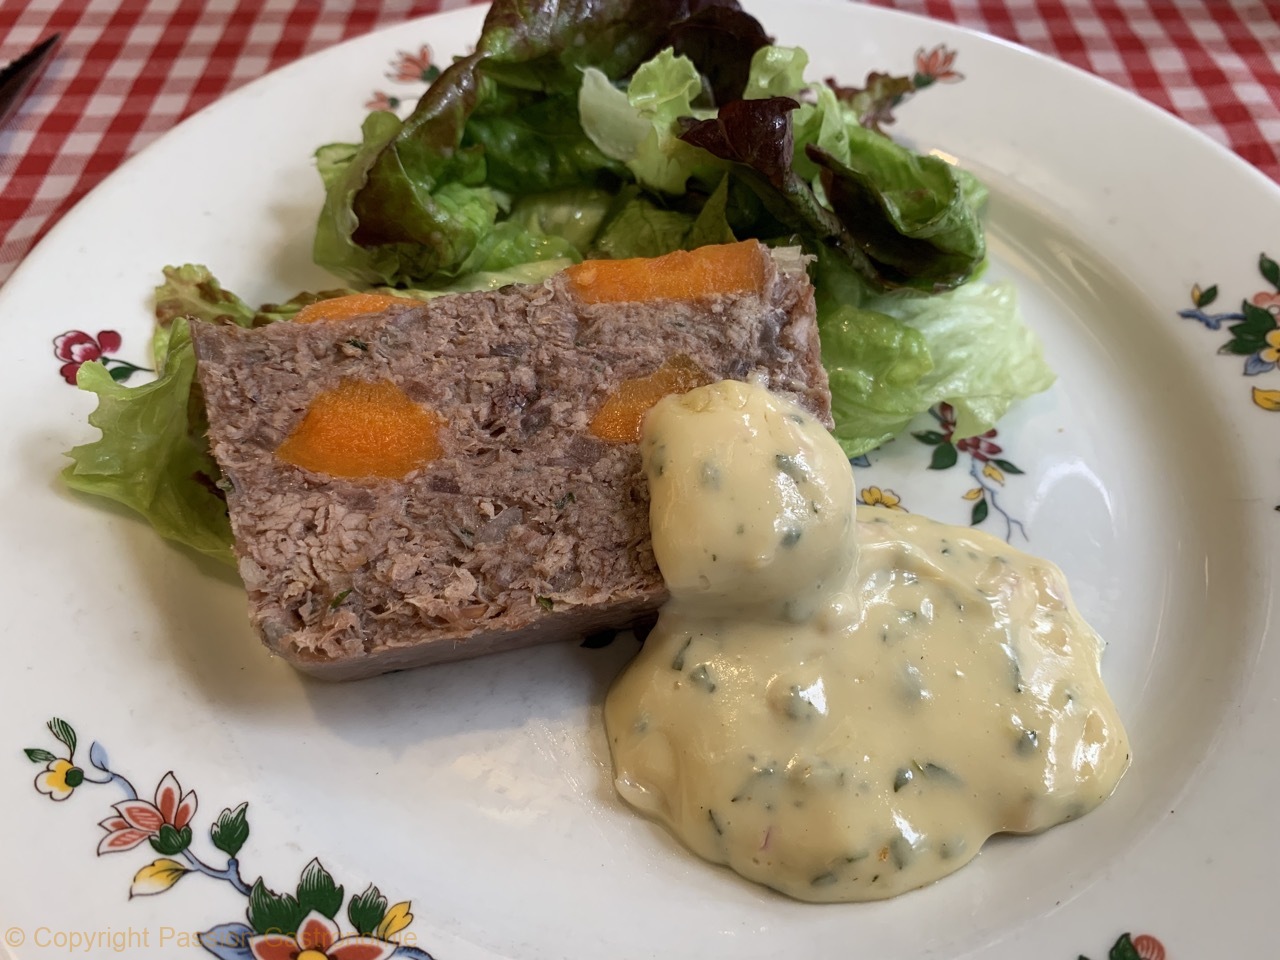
[604,381,1130,902]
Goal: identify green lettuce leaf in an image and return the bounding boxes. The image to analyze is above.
[62,318,236,565]
[660,2,771,105]
[505,187,615,255]
[808,127,985,291]
[868,280,1056,439]
[676,97,879,279]
[463,86,621,194]
[578,51,721,195]
[815,244,1053,455]
[592,192,695,259]
[477,0,715,81]
[318,0,770,288]
[743,45,808,100]
[154,264,259,329]
[683,174,738,249]
[151,264,351,364]
[791,81,852,182]
[426,186,618,282]
[311,109,483,288]
[819,302,935,457]
[447,219,579,279]
[433,258,574,293]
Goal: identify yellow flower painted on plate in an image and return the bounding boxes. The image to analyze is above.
[981,462,1005,485]
[376,901,414,939]
[34,759,83,801]
[1253,387,1280,411]
[1260,328,1280,365]
[129,858,188,898]
[860,486,904,510]
[962,487,984,501]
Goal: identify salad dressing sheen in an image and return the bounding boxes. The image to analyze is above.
[604,381,1130,902]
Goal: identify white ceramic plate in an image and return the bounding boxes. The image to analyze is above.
[2,2,1277,958]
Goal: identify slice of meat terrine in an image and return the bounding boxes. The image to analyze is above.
[192,241,832,679]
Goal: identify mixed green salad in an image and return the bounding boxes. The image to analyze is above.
[63,0,1053,565]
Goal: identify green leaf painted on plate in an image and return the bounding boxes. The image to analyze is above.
[1109,932,1142,960]
[1235,300,1277,334]
[1260,252,1280,290]
[248,880,304,936]
[1196,283,1218,308]
[912,430,945,445]
[1222,335,1265,356]
[990,458,1023,475]
[971,497,989,525]
[210,802,250,858]
[1223,301,1274,355]
[47,718,76,756]
[348,883,389,936]
[928,442,958,470]
[149,824,193,856]
[296,858,344,920]
[25,747,57,763]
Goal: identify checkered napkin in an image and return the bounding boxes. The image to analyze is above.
[1,0,1277,287]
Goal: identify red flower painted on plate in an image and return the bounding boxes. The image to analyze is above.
[389,45,435,83]
[53,329,122,384]
[1132,933,1166,960]
[248,910,398,960]
[365,90,402,112]
[938,402,1002,462]
[914,44,963,86]
[97,771,197,854]
[956,431,1001,461]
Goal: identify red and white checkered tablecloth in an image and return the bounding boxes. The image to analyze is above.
[1,0,1277,288]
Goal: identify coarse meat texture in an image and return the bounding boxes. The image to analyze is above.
[192,244,830,680]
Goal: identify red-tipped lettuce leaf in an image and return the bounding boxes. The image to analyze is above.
[663,3,772,105]
[808,132,984,291]
[825,71,918,132]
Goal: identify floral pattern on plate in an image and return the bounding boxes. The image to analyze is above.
[23,718,436,960]
[366,44,440,114]
[22,716,1166,960]
[1179,252,1280,414]
[1081,931,1167,960]
[1179,252,1280,509]
[54,329,149,385]
[854,402,1030,539]
[858,484,907,511]
[913,402,1029,540]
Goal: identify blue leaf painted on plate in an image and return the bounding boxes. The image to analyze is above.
[197,923,254,960]
[849,454,871,469]
[88,741,110,771]
[393,947,437,960]
[1243,353,1276,376]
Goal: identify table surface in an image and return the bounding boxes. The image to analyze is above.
[1,0,1278,287]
